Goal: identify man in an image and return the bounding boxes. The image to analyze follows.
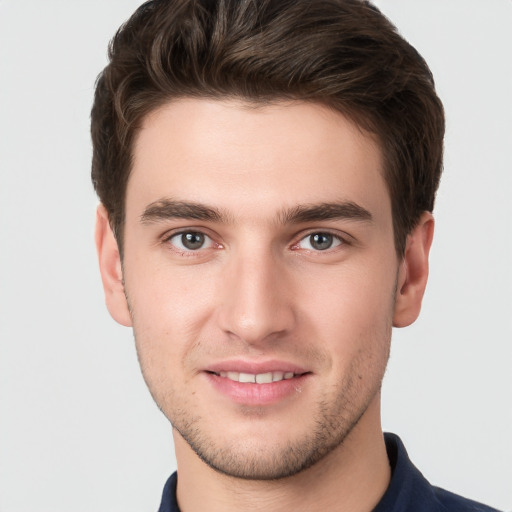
[91,0,501,510]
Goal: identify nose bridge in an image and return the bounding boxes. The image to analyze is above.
[218,243,293,344]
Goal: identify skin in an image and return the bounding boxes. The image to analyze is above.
[96,99,433,511]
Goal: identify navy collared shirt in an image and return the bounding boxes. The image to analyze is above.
[158,433,501,511]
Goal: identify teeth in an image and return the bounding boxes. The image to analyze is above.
[255,372,273,384]
[217,371,298,383]
[239,372,256,383]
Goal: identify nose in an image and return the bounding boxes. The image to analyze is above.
[216,248,295,346]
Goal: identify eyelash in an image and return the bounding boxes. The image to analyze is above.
[163,230,221,254]
[290,231,349,253]
[162,229,350,256]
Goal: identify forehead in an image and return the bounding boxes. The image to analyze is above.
[127,98,389,222]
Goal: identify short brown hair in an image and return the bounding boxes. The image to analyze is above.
[91,0,444,256]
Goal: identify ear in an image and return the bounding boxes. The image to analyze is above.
[95,204,132,327]
[393,212,434,328]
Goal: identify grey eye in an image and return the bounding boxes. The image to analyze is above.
[309,233,334,250]
[182,232,204,249]
[169,231,212,251]
[296,232,342,251]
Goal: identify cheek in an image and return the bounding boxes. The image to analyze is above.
[296,257,397,354]
[123,262,217,380]
[125,255,218,325]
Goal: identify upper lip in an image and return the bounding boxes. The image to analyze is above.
[205,359,309,375]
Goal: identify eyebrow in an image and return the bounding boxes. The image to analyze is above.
[278,202,373,224]
[140,199,227,224]
[140,198,372,225]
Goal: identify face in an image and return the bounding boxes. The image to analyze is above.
[102,99,411,479]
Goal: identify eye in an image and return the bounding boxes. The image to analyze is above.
[168,231,213,251]
[296,232,343,251]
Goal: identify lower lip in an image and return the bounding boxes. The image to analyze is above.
[205,372,310,405]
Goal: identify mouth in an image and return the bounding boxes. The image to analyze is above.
[208,370,304,384]
[203,359,311,405]
[204,364,311,405]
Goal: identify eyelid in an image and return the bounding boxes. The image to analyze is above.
[171,232,212,250]
[161,225,215,241]
[291,229,352,251]
[161,227,223,253]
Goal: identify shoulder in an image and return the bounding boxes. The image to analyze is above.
[158,472,180,512]
[376,433,503,512]
[432,486,502,512]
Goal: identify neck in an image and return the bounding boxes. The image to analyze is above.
[173,397,391,512]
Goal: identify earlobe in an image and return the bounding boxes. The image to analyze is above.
[393,212,434,328]
[95,204,132,327]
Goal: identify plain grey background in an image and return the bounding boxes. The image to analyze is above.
[0,1,511,511]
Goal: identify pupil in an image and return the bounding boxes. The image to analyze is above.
[311,233,332,250]
[182,232,204,250]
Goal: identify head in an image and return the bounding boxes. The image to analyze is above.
[92,0,444,482]
[91,0,444,259]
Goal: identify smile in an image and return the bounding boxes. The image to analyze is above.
[205,366,311,404]
[214,371,297,384]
